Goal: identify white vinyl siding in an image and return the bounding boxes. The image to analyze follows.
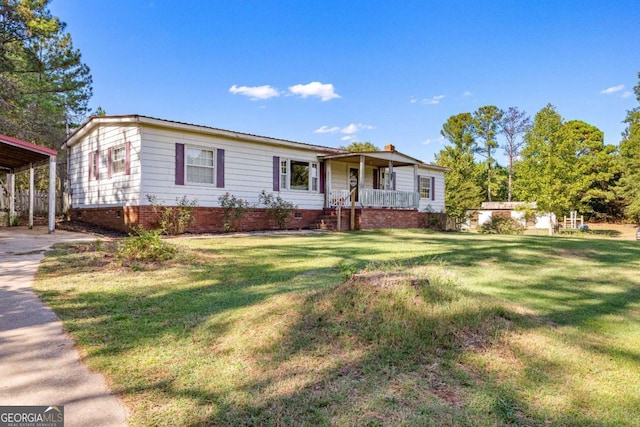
[68,124,141,208]
[138,127,325,209]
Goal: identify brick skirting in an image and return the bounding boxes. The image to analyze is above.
[69,206,325,233]
[69,206,433,233]
[359,208,422,229]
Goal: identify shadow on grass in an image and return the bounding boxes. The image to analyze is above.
[35,231,640,426]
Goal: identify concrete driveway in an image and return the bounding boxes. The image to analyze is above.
[0,226,128,427]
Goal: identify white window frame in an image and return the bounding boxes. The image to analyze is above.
[186,146,216,185]
[280,159,319,192]
[420,176,431,199]
[112,145,126,175]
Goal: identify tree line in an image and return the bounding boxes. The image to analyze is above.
[1,0,91,149]
[435,73,640,225]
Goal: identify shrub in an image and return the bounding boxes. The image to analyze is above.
[258,190,296,230]
[118,227,176,262]
[479,216,525,235]
[147,194,198,235]
[218,192,251,232]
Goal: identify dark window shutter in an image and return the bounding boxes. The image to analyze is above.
[88,152,93,181]
[373,168,378,190]
[417,174,421,196]
[319,161,325,193]
[94,150,99,180]
[125,141,131,175]
[216,149,225,188]
[431,176,435,201]
[392,172,396,191]
[175,143,185,185]
[107,148,113,179]
[273,156,280,191]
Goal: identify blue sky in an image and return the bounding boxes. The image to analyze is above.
[50,0,639,163]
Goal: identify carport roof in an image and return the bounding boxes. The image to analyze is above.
[0,133,57,173]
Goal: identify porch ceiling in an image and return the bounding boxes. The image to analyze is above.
[319,151,419,167]
[0,134,57,173]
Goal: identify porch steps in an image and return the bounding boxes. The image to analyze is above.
[314,213,338,231]
[312,209,352,231]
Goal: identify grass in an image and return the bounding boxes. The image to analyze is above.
[34,230,640,426]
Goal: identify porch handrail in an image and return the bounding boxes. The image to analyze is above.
[328,189,419,209]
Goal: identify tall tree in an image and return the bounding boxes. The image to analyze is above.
[472,105,503,202]
[562,120,623,221]
[435,113,483,226]
[499,107,531,201]
[0,0,92,148]
[515,104,579,234]
[617,72,640,223]
[340,141,380,152]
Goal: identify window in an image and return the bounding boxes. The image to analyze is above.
[291,160,309,190]
[280,159,288,190]
[89,150,99,180]
[112,145,126,174]
[311,163,318,191]
[420,176,431,199]
[279,159,318,191]
[186,147,215,184]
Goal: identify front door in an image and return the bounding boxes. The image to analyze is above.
[349,168,359,202]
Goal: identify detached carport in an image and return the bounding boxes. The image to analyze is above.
[0,133,57,233]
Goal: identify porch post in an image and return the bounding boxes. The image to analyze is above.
[388,161,394,190]
[29,163,34,229]
[413,164,419,209]
[48,156,56,233]
[359,155,365,200]
[325,159,332,208]
[8,172,15,226]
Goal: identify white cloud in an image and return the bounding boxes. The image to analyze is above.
[462,90,472,97]
[229,84,280,100]
[411,95,445,105]
[422,136,445,145]
[288,82,341,101]
[622,91,633,98]
[422,95,445,105]
[341,123,374,134]
[600,85,624,95]
[341,135,355,141]
[314,125,341,134]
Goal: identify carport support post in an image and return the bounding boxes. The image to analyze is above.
[48,156,56,233]
[28,163,34,229]
[8,173,15,226]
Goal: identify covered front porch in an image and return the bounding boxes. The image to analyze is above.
[320,147,422,210]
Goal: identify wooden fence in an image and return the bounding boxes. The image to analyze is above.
[0,190,69,216]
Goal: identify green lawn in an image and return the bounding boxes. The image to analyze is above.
[35,230,640,426]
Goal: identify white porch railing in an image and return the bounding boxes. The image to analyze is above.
[327,189,419,209]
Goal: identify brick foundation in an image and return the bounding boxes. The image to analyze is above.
[69,206,325,233]
[359,208,421,229]
[69,206,433,233]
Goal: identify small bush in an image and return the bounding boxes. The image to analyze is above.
[118,227,176,262]
[258,190,296,230]
[218,192,251,232]
[479,216,525,235]
[147,194,198,235]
